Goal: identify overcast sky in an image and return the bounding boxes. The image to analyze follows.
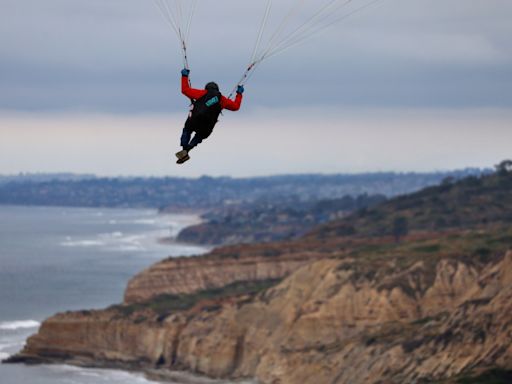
[1,0,511,176]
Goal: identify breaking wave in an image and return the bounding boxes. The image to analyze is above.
[49,364,161,383]
[0,320,40,331]
[60,238,105,247]
[99,231,124,239]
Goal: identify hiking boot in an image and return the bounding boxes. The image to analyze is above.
[176,155,190,164]
[175,149,189,159]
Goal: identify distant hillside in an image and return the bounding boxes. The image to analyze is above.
[177,193,387,245]
[0,173,95,185]
[0,170,486,209]
[174,164,508,246]
[310,164,512,240]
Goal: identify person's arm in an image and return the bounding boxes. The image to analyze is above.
[221,85,244,111]
[181,69,206,100]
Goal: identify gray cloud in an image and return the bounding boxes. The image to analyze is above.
[0,0,511,113]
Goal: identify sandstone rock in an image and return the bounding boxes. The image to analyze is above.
[11,252,512,384]
[124,252,318,304]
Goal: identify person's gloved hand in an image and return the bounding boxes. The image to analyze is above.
[237,85,245,94]
[181,68,190,77]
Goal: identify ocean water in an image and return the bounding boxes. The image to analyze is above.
[0,205,231,384]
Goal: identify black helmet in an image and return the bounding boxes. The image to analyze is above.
[205,82,219,91]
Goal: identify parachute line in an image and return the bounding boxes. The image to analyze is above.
[261,0,307,61]
[250,0,273,64]
[259,0,353,63]
[185,0,198,42]
[151,0,385,96]
[153,0,179,36]
[152,0,197,69]
[234,0,384,88]
[264,0,384,61]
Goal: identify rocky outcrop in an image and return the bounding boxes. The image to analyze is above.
[124,246,321,304]
[10,251,512,384]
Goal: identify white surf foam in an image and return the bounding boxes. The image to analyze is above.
[0,341,21,360]
[132,219,157,225]
[99,231,124,239]
[60,238,105,247]
[49,364,161,383]
[123,234,146,242]
[116,245,144,252]
[0,320,40,331]
[103,233,147,252]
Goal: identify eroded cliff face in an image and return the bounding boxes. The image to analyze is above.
[124,246,321,304]
[11,251,512,384]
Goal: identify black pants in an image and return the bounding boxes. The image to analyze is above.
[180,119,214,151]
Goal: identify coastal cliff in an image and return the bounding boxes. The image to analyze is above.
[10,249,512,383]
[124,246,320,304]
[6,170,512,383]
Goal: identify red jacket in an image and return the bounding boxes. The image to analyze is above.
[181,76,243,111]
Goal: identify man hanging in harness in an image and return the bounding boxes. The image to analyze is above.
[176,68,245,164]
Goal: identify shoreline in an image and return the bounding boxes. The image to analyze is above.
[3,354,255,384]
[157,211,209,249]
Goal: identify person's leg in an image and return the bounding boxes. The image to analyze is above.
[176,125,214,164]
[185,125,213,151]
[188,126,213,151]
[187,132,204,150]
[176,122,193,160]
[180,126,193,151]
